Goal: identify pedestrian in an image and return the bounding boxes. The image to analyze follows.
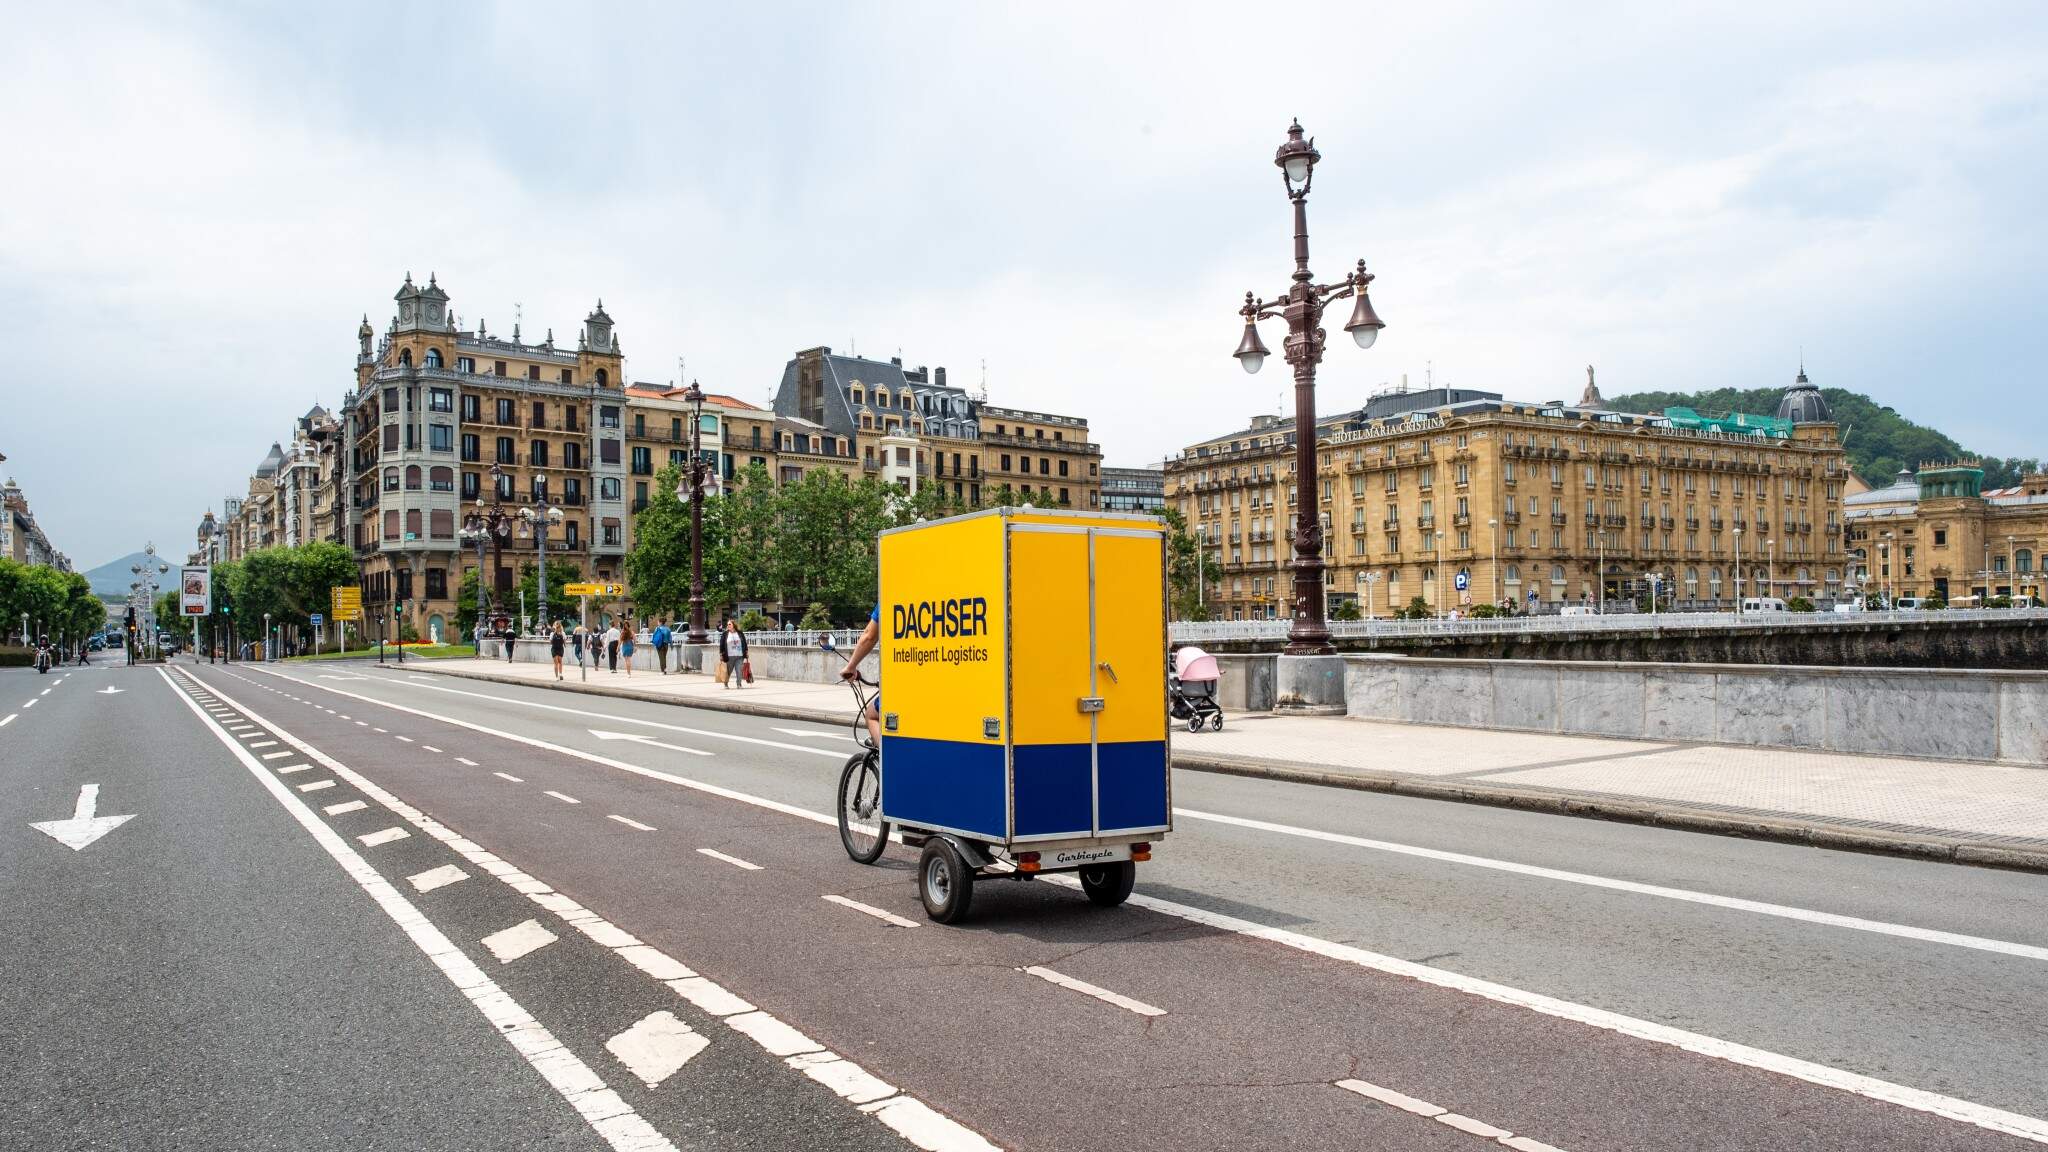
[604,618,621,673]
[620,620,636,677]
[652,618,672,674]
[572,621,587,669]
[549,621,566,680]
[504,619,517,663]
[719,617,748,689]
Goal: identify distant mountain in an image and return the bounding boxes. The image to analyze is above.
[1605,387,2041,490]
[81,551,173,600]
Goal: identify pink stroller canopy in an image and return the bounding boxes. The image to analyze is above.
[1175,651,1220,683]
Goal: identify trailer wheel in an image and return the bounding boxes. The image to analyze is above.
[918,838,975,924]
[1078,861,1136,908]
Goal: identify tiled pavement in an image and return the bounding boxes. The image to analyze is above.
[387,657,2048,848]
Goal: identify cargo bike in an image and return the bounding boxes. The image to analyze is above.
[836,507,1173,924]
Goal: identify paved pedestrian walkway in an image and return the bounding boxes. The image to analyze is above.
[408,657,2048,865]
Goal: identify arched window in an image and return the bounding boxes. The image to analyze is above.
[424,348,443,368]
[405,466,421,489]
[383,467,400,492]
[595,368,608,386]
[1685,566,1699,589]
[1550,564,1565,584]
[429,466,454,492]
[1708,567,1722,596]
[1797,566,1811,585]
[399,348,413,367]
[1505,564,1521,584]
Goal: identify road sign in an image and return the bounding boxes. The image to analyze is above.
[1454,570,1470,592]
[179,567,210,617]
[564,583,626,597]
[310,613,324,628]
[330,587,363,622]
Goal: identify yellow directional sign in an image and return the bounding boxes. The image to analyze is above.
[330,586,364,621]
[563,583,626,598]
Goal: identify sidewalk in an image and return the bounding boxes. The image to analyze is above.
[404,658,2048,872]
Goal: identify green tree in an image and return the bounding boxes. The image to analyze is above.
[625,463,697,620]
[1787,595,1816,613]
[516,558,582,628]
[1160,507,1222,621]
[708,461,778,613]
[979,483,1024,509]
[1330,598,1363,621]
[799,601,832,629]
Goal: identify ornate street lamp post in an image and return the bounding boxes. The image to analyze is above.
[462,463,515,648]
[681,381,711,644]
[520,499,565,629]
[1232,121,1384,655]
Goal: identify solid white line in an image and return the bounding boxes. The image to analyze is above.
[725,1010,824,1057]
[606,1011,709,1088]
[821,894,918,928]
[297,780,336,792]
[324,800,368,815]
[1020,965,1166,1017]
[359,827,410,847]
[158,670,681,1152]
[481,919,558,963]
[409,863,469,893]
[696,847,761,870]
[608,815,657,832]
[1174,807,2048,964]
[772,726,855,743]
[544,790,580,805]
[494,772,524,783]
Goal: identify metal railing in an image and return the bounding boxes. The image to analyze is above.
[1168,606,2048,643]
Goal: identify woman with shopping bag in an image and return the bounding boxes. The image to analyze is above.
[719,618,749,689]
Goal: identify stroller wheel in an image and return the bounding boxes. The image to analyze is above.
[1210,712,1224,732]
[1187,714,1204,733]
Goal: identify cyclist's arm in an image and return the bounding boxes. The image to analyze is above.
[841,618,879,679]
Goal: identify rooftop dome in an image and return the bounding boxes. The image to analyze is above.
[1776,363,1832,424]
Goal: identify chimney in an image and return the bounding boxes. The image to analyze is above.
[935,366,947,388]
[891,356,902,366]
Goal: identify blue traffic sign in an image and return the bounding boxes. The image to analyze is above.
[1454,571,1470,591]
[309,613,324,627]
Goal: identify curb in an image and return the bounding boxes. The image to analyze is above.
[389,664,2048,876]
[1171,751,2048,875]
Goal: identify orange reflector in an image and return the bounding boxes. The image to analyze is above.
[1131,851,1151,862]
[1018,860,1041,872]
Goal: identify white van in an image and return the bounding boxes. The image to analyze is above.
[1893,596,1924,610]
[1741,597,1787,613]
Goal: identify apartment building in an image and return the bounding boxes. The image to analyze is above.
[1167,370,1850,620]
[0,477,69,569]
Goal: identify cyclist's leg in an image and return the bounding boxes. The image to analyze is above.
[865,695,882,748]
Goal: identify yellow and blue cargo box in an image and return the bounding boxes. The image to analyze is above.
[877,506,1171,846]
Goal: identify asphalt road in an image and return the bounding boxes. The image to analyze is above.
[7,652,2047,1150]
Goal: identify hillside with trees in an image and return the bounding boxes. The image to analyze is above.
[1605,387,2041,489]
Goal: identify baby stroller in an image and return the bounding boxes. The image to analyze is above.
[1169,646,1224,733]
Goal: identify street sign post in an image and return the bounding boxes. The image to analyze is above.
[179,567,210,618]
[563,583,625,597]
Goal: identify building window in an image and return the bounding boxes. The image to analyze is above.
[460,394,479,421]
[530,440,548,467]
[405,509,422,539]
[2020,549,2035,574]
[564,442,583,469]
[458,357,476,374]
[566,406,580,431]
[600,406,621,429]
[1039,458,1050,475]
[383,467,400,492]
[496,437,515,464]
[382,425,399,452]
[633,481,648,511]
[1934,528,1947,546]
[532,475,549,501]
[533,400,547,426]
[405,465,422,490]
[564,477,583,505]
[1002,454,1013,471]
[600,478,621,500]
[1058,459,1069,477]
[600,439,621,465]
[429,387,452,412]
[430,466,454,492]
[461,472,479,499]
[631,446,652,475]
[603,522,623,546]
[430,424,453,451]
[461,433,479,462]
[496,398,515,424]
[426,568,448,597]
[494,361,507,377]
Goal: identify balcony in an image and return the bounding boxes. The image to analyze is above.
[1503,510,1520,524]
[1452,514,1472,527]
[1550,513,1569,526]
[1382,518,1400,530]
[1604,515,1627,528]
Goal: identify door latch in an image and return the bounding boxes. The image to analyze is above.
[1077,697,1105,713]
[1097,661,1118,684]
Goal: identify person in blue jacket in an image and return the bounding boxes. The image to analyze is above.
[651,619,672,674]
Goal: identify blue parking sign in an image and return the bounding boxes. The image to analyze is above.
[310,613,324,627]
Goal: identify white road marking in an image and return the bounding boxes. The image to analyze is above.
[772,726,856,742]
[28,784,136,851]
[481,919,558,963]
[97,686,123,694]
[40,688,50,696]
[23,699,37,709]
[544,790,581,804]
[618,946,694,980]
[159,672,680,1152]
[1336,1080,1564,1150]
[822,894,918,928]
[606,1010,708,1088]
[494,771,524,783]
[372,727,386,732]
[394,735,414,743]
[261,751,293,760]
[324,800,368,815]
[859,1097,1001,1152]
[1020,965,1165,1017]
[277,764,310,774]
[725,1010,824,1057]
[589,730,712,756]
[297,780,336,792]
[788,1050,897,1105]
[408,863,468,893]
[0,714,14,728]
[696,847,761,870]
[668,977,754,1017]
[423,745,442,753]
[359,827,410,847]
[608,815,657,831]
[456,756,478,766]
[354,720,367,726]
[1175,807,2048,965]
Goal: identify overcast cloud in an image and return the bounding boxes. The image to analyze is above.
[3,1,2043,568]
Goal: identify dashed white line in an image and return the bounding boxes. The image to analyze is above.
[494,772,524,783]
[1020,965,1165,1017]
[0,714,14,728]
[725,1010,823,1057]
[696,847,761,870]
[297,780,336,792]
[394,735,414,743]
[261,751,293,760]
[355,720,368,726]
[324,800,368,815]
[372,727,386,733]
[408,863,469,893]
[455,756,478,766]
[423,745,442,753]
[1336,1079,1565,1151]
[544,790,581,805]
[606,1010,708,1088]
[608,815,657,832]
[822,894,918,928]
[277,764,311,774]
[359,827,410,847]
[481,919,558,963]
[23,699,37,709]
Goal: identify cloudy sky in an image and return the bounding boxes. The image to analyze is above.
[3,2,2043,568]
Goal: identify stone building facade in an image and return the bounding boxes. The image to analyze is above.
[1166,372,1850,620]
[1844,464,2048,604]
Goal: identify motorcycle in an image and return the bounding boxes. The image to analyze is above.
[35,647,51,674]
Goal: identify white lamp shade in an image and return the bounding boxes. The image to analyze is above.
[1283,155,1312,185]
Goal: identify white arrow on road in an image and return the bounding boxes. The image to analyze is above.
[31,784,136,851]
[97,686,124,695]
[588,729,712,756]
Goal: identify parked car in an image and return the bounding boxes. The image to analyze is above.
[1741,597,1787,613]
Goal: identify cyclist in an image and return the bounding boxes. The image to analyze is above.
[839,606,882,746]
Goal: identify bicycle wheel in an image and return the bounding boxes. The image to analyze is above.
[838,751,890,864]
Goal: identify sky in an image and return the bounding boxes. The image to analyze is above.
[3,1,2044,569]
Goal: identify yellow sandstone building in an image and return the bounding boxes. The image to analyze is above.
[1167,369,1852,619]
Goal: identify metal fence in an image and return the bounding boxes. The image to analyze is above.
[1167,607,2048,644]
[743,628,866,649]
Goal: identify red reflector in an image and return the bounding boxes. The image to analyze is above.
[1131,843,1151,854]
[1016,852,1040,863]
[1019,861,1040,872]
